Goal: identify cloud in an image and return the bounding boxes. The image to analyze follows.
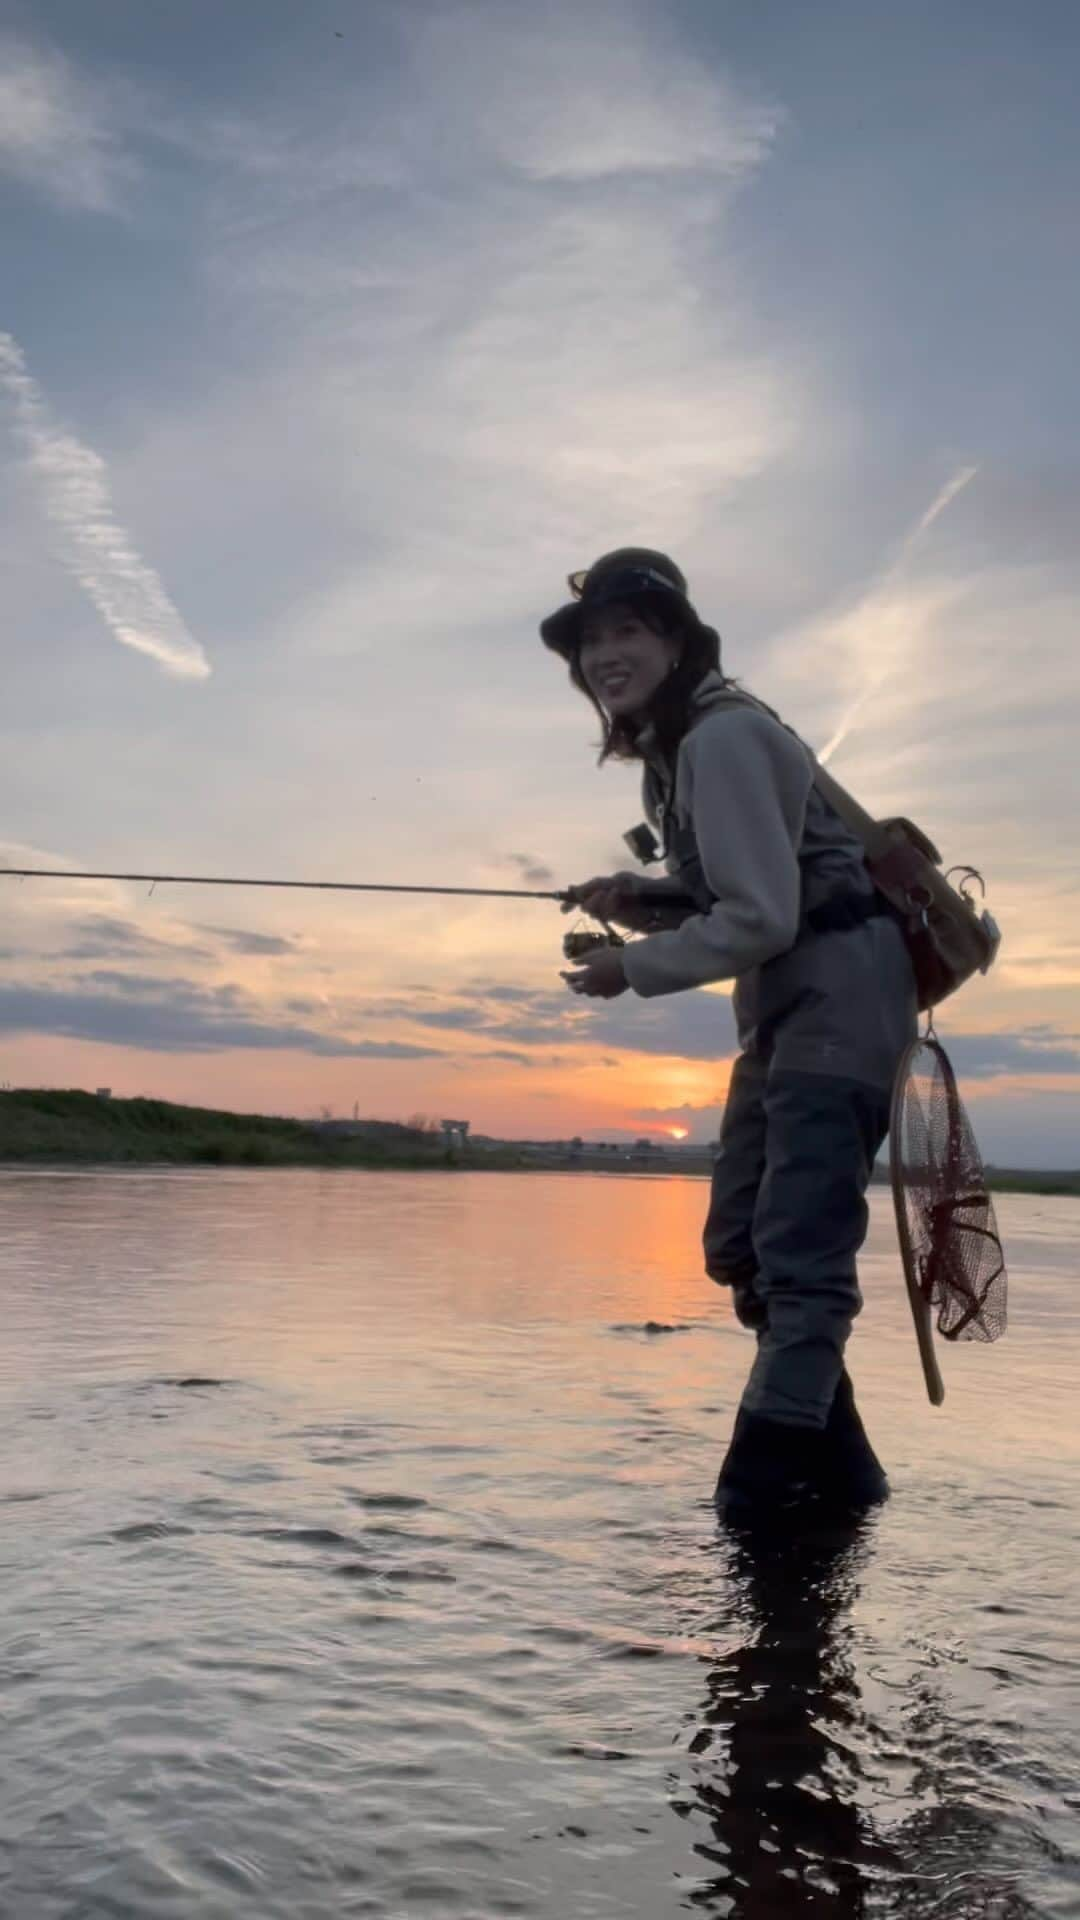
[82,968,229,998]
[0,34,130,212]
[471,983,552,1005]
[398,1004,495,1031]
[286,976,735,1066]
[198,925,301,957]
[0,332,210,679]
[197,0,799,672]
[0,979,443,1059]
[440,978,739,1060]
[10,898,297,969]
[636,1099,723,1124]
[59,915,210,964]
[998,947,1080,991]
[586,989,738,1060]
[938,1029,1080,1080]
[412,3,783,185]
[506,853,557,888]
[0,941,735,1067]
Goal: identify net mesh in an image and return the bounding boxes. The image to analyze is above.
[892,1037,1008,1342]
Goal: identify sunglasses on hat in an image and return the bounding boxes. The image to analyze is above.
[567,563,684,604]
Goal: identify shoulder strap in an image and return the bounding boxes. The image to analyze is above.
[808,761,894,862]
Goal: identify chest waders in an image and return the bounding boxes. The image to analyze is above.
[644,730,918,1521]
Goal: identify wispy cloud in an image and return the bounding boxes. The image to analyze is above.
[198,0,798,666]
[198,926,302,958]
[61,916,211,964]
[341,978,739,1062]
[412,4,783,185]
[0,977,442,1059]
[505,854,557,888]
[0,332,209,679]
[944,1029,1080,1079]
[0,35,129,212]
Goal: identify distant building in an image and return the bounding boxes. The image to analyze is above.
[441,1119,470,1150]
[95,1088,112,1100]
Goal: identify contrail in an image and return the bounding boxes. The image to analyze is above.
[818,464,977,766]
[0,331,210,680]
[912,463,978,540]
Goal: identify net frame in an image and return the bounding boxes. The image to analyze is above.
[888,1033,1007,1407]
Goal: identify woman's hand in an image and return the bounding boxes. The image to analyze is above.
[561,945,629,999]
[563,871,656,933]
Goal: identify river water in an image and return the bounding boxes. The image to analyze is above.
[0,1168,1076,1919]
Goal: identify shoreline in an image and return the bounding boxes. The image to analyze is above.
[1,1154,1076,1199]
[1,1090,1077,1196]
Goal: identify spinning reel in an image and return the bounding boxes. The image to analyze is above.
[561,919,625,962]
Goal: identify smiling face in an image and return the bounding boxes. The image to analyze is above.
[576,602,682,719]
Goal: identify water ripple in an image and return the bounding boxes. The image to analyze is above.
[0,1170,1074,1919]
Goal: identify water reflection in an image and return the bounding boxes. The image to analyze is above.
[678,1519,894,1916]
[0,1173,1072,1917]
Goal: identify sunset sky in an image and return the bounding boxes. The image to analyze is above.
[3,1,1079,1162]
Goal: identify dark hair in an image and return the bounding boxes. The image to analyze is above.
[567,596,727,763]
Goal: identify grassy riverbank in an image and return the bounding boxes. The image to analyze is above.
[0,1089,1077,1192]
[0,1089,492,1169]
[982,1166,1080,1196]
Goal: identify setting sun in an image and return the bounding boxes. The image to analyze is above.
[669,1126,690,1141]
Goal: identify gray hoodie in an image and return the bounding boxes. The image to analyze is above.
[621,673,871,999]
[620,673,916,1087]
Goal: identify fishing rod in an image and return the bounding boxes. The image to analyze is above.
[1,866,569,904]
[0,864,633,959]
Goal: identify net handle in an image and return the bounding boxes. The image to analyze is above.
[889,1037,947,1407]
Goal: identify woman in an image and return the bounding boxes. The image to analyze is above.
[541,549,917,1524]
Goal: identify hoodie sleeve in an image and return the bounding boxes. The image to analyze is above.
[620,708,813,998]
